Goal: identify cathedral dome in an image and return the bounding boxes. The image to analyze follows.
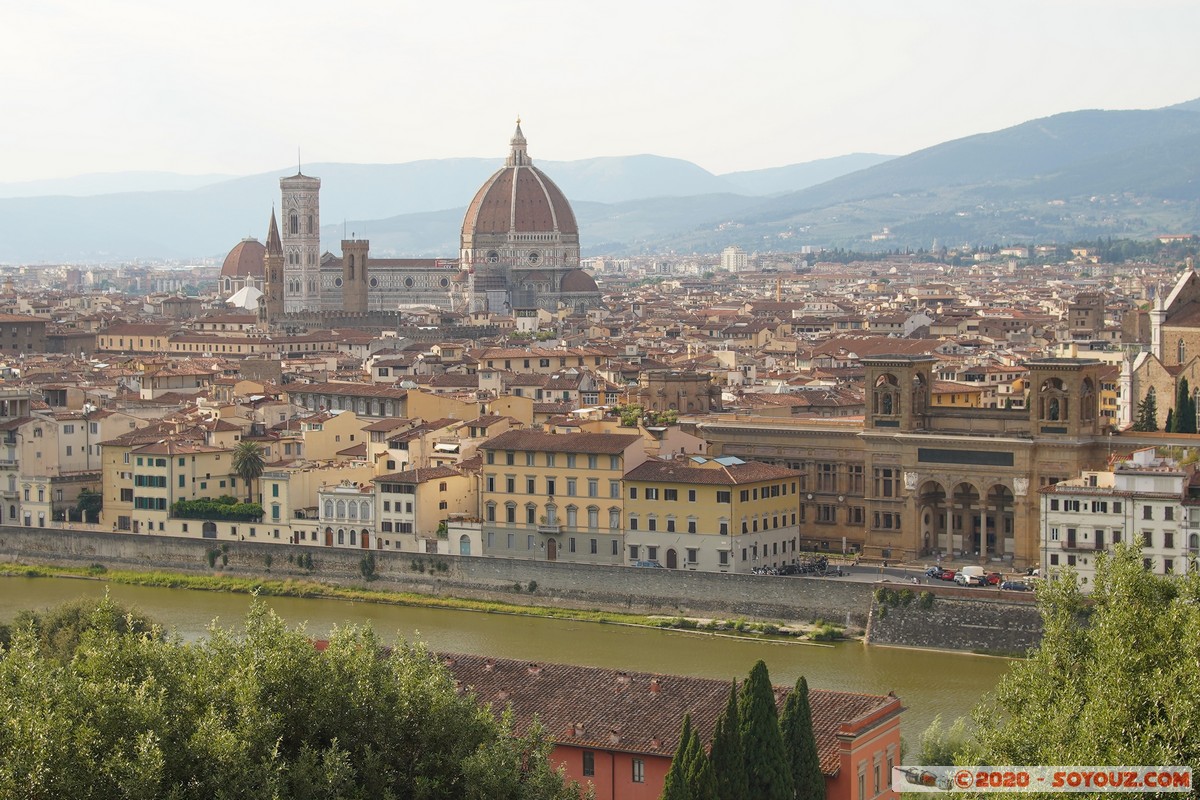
[560,269,599,294]
[220,237,266,279]
[461,123,578,238]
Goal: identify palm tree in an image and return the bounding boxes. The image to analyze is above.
[231,440,266,503]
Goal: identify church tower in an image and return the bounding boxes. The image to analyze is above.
[341,238,369,313]
[280,171,321,312]
[261,208,284,328]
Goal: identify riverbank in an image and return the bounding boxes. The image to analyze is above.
[0,562,844,645]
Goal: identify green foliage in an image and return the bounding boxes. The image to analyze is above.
[1175,377,1197,434]
[206,549,219,569]
[661,714,694,800]
[918,591,935,609]
[780,676,825,800]
[874,587,900,607]
[1133,388,1160,431]
[964,544,1200,771]
[172,497,263,521]
[75,488,103,524]
[808,622,841,642]
[710,681,748,800]
[738,661,793,800]
[0,593,159,663]
[916,715,972,766]
[359,552,376,581]
[527,580,538,593]
[263,553,272,572]
[302,552,314,571]
[1166,407,1175,433]
[897,588,914,606]
[0,598,584,799]
[231,440,267,502]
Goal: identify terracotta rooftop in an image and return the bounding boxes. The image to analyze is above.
[481,429,642,455]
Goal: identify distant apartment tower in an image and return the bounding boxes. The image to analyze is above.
[721,245,748,273]
[280,171,321,312]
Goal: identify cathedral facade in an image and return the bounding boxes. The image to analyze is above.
[259,123,601,324]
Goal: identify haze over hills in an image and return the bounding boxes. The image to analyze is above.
[1,98,1199,262]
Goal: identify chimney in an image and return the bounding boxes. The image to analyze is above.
[484,659,494,671]
[609,728,620,745]
[615,671,631,685]
[527,663,543,676]
[649,678,662,693]
[650,737,662,750]
[572,722,584,737]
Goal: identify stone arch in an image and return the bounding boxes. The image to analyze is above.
[1039,378,1068,422]
[912,372,928,415]
[916,479,950,555]
[1080,377,1096,422]
[873,373,899,416]
[459,534,471,556]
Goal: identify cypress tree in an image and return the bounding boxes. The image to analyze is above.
[661,714,694,800]
[1133,390,1159,432]
[780,676,826,800]
[739,660,794,800]
[1181,378,1197,434]
[684,722,719,800]
[710,681,748,800]
[1166,407,1175,433]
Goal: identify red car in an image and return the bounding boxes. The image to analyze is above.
[985,572,1002,586]
[936,569,956,581]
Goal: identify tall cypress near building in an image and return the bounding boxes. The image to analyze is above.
[661,714,695,800]
[739,660,794,800]
[684,721,719,800]
[710,681,749,800]
[1179,377,1196,433]
[780,676,826,800]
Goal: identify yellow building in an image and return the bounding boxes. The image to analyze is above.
[478,430,645,564]
[373,465,477,552]
[623,456,801,572]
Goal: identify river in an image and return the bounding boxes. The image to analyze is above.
[0,576,1012,742]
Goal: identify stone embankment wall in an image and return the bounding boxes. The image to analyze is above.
[865,583,1043,654]
[0,527,874,627]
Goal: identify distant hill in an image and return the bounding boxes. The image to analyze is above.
[720,153,894,196]
[0,171,236,198]
[4,100,1200,262]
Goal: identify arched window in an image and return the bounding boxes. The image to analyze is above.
[324,500,334,519]
[874,374,899,416]
[336,500,346,519]
[337,528,344,545]
[1179,339,1187,365]
[459,534,471,556]
[348,502,358,520]
[290,214,299,234]
[360,501,370,521]
[349,530,357,545]
[1080,378,1096,422]
[587,506,599,529]
[1039,378,1068,422]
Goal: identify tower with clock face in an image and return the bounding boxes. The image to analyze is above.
[279,172,322,312]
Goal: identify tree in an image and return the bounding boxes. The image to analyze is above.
[683,720,719,800]
[1133,389,1159,431]
[780,676,824,800]
[661,714,695,800]
[0,597,585,800]
[75,488,103,523]
[710,681,749,800]
[1180,377,1197,434]
[964,544,1200,772]
[915,715,972,766]
[231,440,267,502]
[739,660,794,800]
[1166,407,1175,433]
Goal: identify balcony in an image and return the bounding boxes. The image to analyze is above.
[537,523,562,535]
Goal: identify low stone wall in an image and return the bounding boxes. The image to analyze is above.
[0,526,875,627]
[865,583,1043,654]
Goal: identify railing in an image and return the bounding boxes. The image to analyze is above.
[537,523,562,535]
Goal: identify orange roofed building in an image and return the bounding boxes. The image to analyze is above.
[440,653,903,800]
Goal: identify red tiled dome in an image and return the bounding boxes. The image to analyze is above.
[461,123,577,238]
[220,237,265,279]
[560,269,598,293]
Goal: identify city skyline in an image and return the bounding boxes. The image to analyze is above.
[2,0,1199,183]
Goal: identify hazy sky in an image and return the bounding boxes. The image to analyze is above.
[2,0,1198,182]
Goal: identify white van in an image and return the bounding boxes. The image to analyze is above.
[954,565,985,586]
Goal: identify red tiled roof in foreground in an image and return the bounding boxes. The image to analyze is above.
[440,652,900,776]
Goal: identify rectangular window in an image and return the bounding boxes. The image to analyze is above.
[687,547,698,563]
[588,479,598,497]
[645,488,659,500]
[566,478,577,496]
[1165,531,1175,549]
[1143,505,1153,520]
[610,480,620,498]
[1143,530,1154,548]
[506,476,515,493]
[609,456,620,470]
[688,489,696,502]
[506,533,514,549]
[546,453,556,467]
[664,488,678,501]
[632,759,645,783]
[526,477,536,494]
[1165,506,1175,521]
[583,751,595,777]
[629,545,639,560]
[612,539,619,556]
[569,537,576,553]
[526,452,535,466]
[716,490,731,504]
[719,550,729,566]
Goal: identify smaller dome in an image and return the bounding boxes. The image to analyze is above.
[221,237,266,279]
[560,269,599,294]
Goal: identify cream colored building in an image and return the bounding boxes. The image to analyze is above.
[478,430,645,564]
[623,456,801,572]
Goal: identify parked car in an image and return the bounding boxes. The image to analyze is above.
[924,566,942,578]
[935,569,957,582]
[956,566,985,586]
[633,560,663,568]
[1000,580,1032,592]
[985,572,1003,586]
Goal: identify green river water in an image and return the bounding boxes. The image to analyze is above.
[0,576,1013,742]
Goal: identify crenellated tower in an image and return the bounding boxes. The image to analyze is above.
[341,238,369,313]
